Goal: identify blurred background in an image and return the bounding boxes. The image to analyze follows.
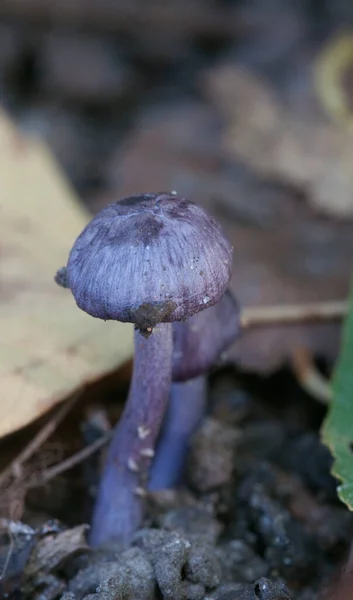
[2,0,353,373]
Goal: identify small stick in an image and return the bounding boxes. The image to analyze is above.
[0,392,83,488]
[26,431,112,489]
[241,300,348,328]
[0,520,35,583]
[291,347,332,405]
[0,527,14,582]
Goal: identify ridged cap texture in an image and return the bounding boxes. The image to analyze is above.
[66,192,232,332]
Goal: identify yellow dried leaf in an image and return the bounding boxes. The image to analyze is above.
[0,109,133,438]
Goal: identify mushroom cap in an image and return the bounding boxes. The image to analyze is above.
[66,193,232,332]
[172,290,240,381]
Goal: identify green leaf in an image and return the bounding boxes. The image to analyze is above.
[321,286,353,509]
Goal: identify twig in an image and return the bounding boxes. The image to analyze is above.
[26,431,112,489]
[0,520,35,584]
[291,347,332,405]
[0,527,14,582]
[0,392,83,488]
[241,300,348,328]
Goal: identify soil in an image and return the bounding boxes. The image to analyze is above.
[1,367,351,599]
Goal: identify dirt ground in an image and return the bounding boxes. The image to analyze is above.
[0,368,351,599]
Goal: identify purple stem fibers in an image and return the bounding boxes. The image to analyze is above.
[148,376,206,490]
[90,322,172,547]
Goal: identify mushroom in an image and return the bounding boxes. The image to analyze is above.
[56,192,232,546]
[149,290,240,490]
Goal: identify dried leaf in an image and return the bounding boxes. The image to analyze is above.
[205,62,353,219]
[24,524,89,579]
[0,109,133,438]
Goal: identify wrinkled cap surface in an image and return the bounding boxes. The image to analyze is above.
[66,193,232,332]
[172,290,240,381]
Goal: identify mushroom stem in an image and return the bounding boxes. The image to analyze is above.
[90,322,173,547]
[149,375,207,490]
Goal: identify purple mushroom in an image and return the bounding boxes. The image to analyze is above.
[56,192,232,547]
[149,290,240,489]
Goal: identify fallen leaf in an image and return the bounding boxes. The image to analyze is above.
[205,60,353,219]
[24,524,89,579]
[0,109,133,439]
